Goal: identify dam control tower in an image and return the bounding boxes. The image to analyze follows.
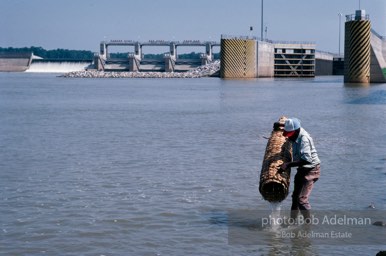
[344,10,371,83]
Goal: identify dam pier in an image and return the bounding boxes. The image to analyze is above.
[95,40,220,72]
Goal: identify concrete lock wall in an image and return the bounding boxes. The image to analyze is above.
[256,41,274,77]
[315,51,334,76]
[369,31,386,83]
[220,38,257,78]
[0,58,30,72]
[344,19,371,83]
[315,59,333,75]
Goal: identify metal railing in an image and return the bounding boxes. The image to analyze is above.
[272,40,316,45]
[346,14,370,21]
[221,34,257,40]
[371,29,386,40]
[315,50,342,58]
[221,34,315,45]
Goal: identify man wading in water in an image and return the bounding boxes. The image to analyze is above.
[280,118,321,223]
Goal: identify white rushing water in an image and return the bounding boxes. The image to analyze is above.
[269,202,283,231]
[26,61,90,73]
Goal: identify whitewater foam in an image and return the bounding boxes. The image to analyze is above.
[26,61,91,73]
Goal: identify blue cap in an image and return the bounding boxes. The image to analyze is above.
[284,118,301,132]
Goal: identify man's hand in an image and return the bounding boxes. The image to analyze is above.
[280,162,289,171]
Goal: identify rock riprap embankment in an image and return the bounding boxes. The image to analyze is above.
[61,61,220,78]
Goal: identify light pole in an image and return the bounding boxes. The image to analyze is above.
[338,13,343,56]
[261,0,264,40]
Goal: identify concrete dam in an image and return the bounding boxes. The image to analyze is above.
[0,40,335,77]
[3,9,386,82]
[95,40,220,72]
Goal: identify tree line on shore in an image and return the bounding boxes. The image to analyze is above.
[0,46,94,60]
[0,47,220,60]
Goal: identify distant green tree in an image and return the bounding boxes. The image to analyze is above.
[0,46,93,60]
[109,52,130,58]
[178,52,201,59]
[143,53,164,59]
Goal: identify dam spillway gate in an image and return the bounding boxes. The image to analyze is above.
[95,40,220,72]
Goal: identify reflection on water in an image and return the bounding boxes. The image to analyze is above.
[347,89,386,104]
[0,73,385,255]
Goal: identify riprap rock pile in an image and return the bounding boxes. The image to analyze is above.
[61,60,220,78]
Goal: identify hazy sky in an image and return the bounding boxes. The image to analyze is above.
[1,0,385,53]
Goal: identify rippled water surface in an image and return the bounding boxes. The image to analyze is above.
[1,73,385,255]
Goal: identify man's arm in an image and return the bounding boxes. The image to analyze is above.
[280,158,310,171]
